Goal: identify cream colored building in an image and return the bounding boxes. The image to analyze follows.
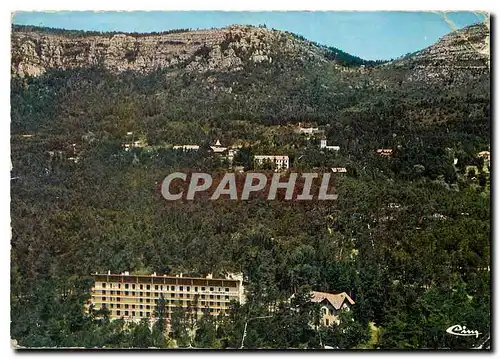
[376,149,393,157]
[90,272,245,322]
[123,140,147,150]
[296,123,322,136]
[477,150,490,168]
[298,127,321,135]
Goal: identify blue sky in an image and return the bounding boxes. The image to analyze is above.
[12,11,484,60]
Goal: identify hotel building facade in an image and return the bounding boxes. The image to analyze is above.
[90,272,245,322]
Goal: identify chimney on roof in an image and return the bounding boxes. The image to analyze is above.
[108,270,111,275]
[152,272,156,277]
[206,273,213,279]
[179,273,183,278]
[123,271,130,275]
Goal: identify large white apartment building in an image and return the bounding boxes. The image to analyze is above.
[90,272,245,322]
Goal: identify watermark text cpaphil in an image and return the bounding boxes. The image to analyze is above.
[160,172,339,201]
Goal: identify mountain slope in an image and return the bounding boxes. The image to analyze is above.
[11,22,490,80]
[11,24,346,77]
[10,23,490,151]
[389,23,489,83]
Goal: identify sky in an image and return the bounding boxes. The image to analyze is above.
[11,11,485,60]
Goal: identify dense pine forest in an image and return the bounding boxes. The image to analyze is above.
[10,22,490,349]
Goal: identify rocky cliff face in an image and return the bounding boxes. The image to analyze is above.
[11,25,327,77]
[11,22,490,82]
[391,23,490,83]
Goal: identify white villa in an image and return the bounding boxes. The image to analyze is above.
[173,144,200,151]
[320,137,340,151]
[210,139,227,153]
[254,155,290,171]
[209,140,242,164]
[331,167,347,173]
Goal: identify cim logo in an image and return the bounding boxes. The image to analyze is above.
[446,324,482,338]
[160,172,339,201]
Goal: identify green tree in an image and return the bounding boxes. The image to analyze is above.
[170,307,191,347]
[194,312,218,348]
[130,319,153,348]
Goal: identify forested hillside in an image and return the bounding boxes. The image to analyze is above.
[10,22,490,349]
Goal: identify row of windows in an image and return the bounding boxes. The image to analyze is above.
[97,291,231,301]
[104,303,153,310]
[113,308,224,318]
[100,300,227,308]
[100,283,231,293]
[115,310,151,318]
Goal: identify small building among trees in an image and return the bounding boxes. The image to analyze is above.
[310,291,355,326]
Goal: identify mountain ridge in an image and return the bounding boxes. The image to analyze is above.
[11,22,489,79]
[11,24,345,77]
[12,23,446,78]
[390,23,489,83]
